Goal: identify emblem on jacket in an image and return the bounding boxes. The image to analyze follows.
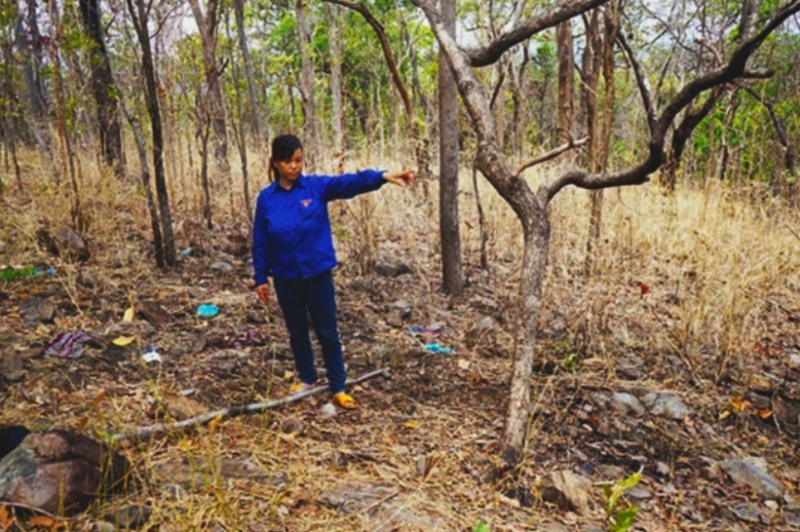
[301,199,313,208]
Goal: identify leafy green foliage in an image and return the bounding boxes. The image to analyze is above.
[602,471,641,532]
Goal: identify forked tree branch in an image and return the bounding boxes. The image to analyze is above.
[324,0,413,117]
[465,0,613,66]
[616,31,656,135]
[515,136,588,177]
[537,0,800,204]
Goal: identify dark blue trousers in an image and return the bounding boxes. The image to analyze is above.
[272,270,346,394]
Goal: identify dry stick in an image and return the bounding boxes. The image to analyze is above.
[112,368,388,442]
[0,502,79,522]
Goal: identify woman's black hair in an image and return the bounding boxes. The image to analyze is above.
[269,134,303,182]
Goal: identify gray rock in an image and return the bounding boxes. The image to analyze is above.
[0,430,130,516]
[391,300,413,319]
[281,418,304,435]
[731,503,769,524]
[0,352,25,383]
[721,457,784,499]
[625,486,653,501]
[610,392,646,415]
[19,297,55,325]
[320,403,337,419]
[785,511,800,526]
[319,481,442,528]
[375,253,412,277]
[210,261,233,272]
[541,470,592,515]
[589,392,611,408]
[642,391,690,420]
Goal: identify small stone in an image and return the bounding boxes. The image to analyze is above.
[655,462,671,477]
[617,364,642,380]
[610,392,646,415]
[731,503,768,524]
[320,403,337,419]
[281,418,304,435]
[210,261,234,272]
[786,511,800,526]
[165,396,207,421]
[375,252,412,277]
[789,354,800,368]
[19,296,55,325]
[391,300,413,319]
[281,417,305,434]
[642,391,690,420]
[541,470,592,515]
[764,500,779,512]
[596,465,626,480]
[0,353,24,383]
[625,486,653,501]
[720,457,784,499]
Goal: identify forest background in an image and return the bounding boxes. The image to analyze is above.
[1,0,800,530]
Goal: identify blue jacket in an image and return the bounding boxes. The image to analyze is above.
[252,170,386,284]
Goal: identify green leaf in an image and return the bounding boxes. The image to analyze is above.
[472,520,490,532]
[611,506,638,532]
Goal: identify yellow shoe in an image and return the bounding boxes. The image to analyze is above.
[290,382,315,395]
[332,392,358,409]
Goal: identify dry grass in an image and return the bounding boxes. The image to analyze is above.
[1,145,799,531]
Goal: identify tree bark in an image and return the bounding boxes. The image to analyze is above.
[296,0,319,170]
[233,0,268,146]
[439,0,464,296]
[556,21,575,148]
[79,0,124,176]
[583,10,603,274]
[126,0,176,267]
[188,0,229,175]
[119,92,165,268]
[326,4,345,173]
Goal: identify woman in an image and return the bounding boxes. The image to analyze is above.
[252,134,414,409]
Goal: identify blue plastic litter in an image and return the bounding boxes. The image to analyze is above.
[197,304,219,318]
[180,248,193,258]
[424,343,452,355]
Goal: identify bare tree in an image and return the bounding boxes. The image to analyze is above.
[188,0,229,174]
[126,0,176,267]
[408,0,800,471]
[234,0,268,147]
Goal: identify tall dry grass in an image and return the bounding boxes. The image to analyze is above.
[2,144,800,530]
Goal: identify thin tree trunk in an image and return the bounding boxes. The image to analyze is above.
[19,0,52,158]
[472,159,489,272]
[188,0,229,175]
[439,0,464,296]
[584,10,602,274]
[226,13,252,224]
[234,0,267,146]
[327,4,345,173]
[556,21,575,150]
[296,0,319,170]
[127,0,176,267]
[120,94,165,268]
[48,0,80,224]
[79,0,123,176]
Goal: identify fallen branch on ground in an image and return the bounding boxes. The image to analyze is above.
[111,368,389,442]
